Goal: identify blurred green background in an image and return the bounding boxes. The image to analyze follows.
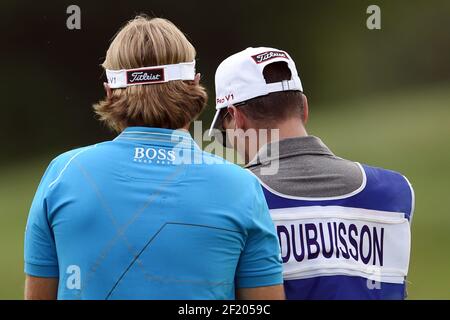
[0,0,449,299]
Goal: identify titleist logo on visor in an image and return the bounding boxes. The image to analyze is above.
[126,68,165,85]
[251,51,288,64]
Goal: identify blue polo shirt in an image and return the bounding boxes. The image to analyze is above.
[24,127,283,299]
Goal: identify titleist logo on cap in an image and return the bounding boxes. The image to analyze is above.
[126,68,165,85]
[251,51,288,64]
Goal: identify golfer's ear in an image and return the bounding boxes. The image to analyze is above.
[194,73,201,86]
[103,82,112,99]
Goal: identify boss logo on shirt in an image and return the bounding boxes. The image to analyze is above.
[251,51,288,64]
[126,68,165,85]
[134,147,176,164]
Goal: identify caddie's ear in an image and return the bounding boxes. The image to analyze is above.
[194,73,201,86]
[302,93,309,125]
[103,82,112,99]
[228,105,247,130]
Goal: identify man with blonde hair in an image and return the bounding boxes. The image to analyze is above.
[24,17,284,300]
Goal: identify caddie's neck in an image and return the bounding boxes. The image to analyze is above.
[275,117,308,141]
[246,117,308,164]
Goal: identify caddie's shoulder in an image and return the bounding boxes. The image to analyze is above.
[361,163,415,219]
[362,164,411,188]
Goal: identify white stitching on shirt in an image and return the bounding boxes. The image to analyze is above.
[48,145,98,189]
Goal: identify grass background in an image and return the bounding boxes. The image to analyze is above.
[1,84,449,299]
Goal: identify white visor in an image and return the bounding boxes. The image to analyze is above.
[106,60,196,89]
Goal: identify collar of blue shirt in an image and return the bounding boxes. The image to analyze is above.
[114,126,199,150]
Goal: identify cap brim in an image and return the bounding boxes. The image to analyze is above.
[208,109,222,137]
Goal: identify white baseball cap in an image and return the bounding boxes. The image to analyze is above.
[209,47,303,135]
